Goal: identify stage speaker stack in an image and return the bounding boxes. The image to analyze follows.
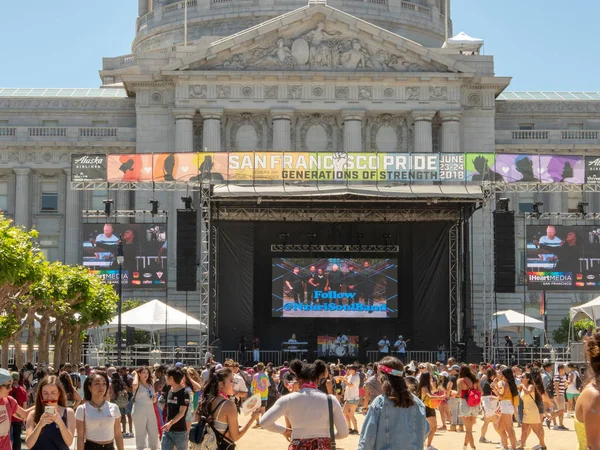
[494,211,516,293]
[176,210,197,291]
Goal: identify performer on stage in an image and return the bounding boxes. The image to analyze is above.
[288,333,298,350]
[377,335,390,359]
[311,269,328,303]
[253,336,260,363]
[394,335,408,363]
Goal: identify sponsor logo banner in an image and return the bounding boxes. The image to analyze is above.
[73,152,590,185]
[71,154,107,181]
[585,156,600,184]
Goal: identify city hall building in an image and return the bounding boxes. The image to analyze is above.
[1,0,599,362]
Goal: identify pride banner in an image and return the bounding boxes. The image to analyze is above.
[71,152,591,185]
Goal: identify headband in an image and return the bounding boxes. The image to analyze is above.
[379,365,403,377]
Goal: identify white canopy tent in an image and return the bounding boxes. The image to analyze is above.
[570,296,600,325]
[100,299,206,333]
[491,310,545,334]
[442,32,484,54]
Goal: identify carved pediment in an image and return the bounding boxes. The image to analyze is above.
[165,4,470,74]
[189,21,447,73]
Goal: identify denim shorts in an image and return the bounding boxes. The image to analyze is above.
[161,431,188,450]
[345,399,359,405]
[459,399,479,418]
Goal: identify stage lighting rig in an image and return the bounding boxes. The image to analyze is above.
[103,199,114,217]
[181,196,193,210]
[496,198,510,212]
[577,202,589,218]
[532,202,543,219]
[149,200,159,216]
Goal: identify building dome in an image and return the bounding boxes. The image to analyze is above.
[133,0,451,54]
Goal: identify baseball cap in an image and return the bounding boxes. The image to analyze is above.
[451,365,460,371]
[398,335,403,339]
[441,371,449,377]
[0,369,11,385]
[175,362,183,368]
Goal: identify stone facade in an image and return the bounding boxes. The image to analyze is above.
[1,0,598,348]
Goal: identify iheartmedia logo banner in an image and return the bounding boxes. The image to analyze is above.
[527,271,573,287]
[71,154,107,181]
[585,156,600,184]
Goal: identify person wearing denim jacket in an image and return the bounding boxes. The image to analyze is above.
[358,356,429,450]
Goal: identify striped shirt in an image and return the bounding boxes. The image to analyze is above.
[553,374,567,397]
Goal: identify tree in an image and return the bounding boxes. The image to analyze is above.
[0,214,44,312]
[552,316,594,344]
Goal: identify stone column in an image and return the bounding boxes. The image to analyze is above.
[200,108,224,152]
[139,0,148,17]
[440,111,462,153]
[63,168,82,265]
[342,110,365,152]
[412,110,437,153]
[13,168,30,228]
[271,109,294,151]
[173,108,196,153]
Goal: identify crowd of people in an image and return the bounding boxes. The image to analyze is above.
[1,332,600,450]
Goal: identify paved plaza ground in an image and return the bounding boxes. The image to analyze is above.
[231,414,579,450]
[20,412,580,450]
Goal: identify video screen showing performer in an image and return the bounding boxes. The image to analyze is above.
[526,225,600,290]
[82,223,168,288]
[272,257,398,318]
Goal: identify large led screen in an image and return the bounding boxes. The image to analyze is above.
[82,223,167,288]
[526,225,600,290]
[272,258,398,318]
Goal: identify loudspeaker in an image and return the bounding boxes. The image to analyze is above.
[494,211,516,293]
[177,210,197,291]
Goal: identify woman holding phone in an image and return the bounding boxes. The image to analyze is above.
[25,376,76,450]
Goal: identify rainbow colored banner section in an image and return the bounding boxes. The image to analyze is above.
[71,152,599,184]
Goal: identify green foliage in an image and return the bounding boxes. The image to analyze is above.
[552,316,595,344]
[0,214,44,302]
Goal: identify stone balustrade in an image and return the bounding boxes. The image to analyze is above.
[496,129,600,144]
[0,127,136,142]
[137,0,434,30]
[102,54,137,70]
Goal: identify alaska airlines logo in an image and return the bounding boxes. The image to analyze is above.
[74,155,105,165]
[588,157,600,167]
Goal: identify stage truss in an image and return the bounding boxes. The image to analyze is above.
[270,244,400,253]
[72,180,486,358]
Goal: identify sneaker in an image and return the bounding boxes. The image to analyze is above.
[545,418,551,429]
[479,437,492,444]
[426,446,438,450]
[557,425,569,430]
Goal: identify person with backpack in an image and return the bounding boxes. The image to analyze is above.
[566,362,582,417]
[110,372,131,437]
[193,366,259,449]
[456,365,481,450]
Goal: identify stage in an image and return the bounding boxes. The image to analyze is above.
[213,195,476,362]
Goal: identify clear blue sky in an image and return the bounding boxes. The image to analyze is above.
[0,0,597,91]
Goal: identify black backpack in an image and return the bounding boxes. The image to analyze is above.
[545,376,555,397]
[575,372,583,391]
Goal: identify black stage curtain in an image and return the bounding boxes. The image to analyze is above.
[217,221,450,355]
[217,222,254,349]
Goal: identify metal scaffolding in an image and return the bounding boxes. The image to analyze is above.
[269,244,400,253]
[449,222,460,354]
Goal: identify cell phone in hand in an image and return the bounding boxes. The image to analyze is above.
[45,406,55,415]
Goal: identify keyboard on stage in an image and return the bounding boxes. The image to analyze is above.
[281,341,309,346]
